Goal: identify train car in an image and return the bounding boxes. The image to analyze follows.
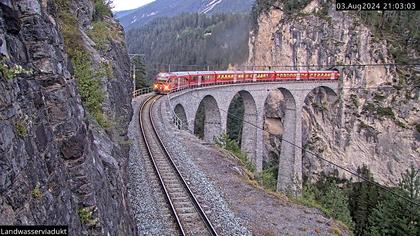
[153,70,340,94]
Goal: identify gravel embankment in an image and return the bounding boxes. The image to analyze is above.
[152,96,351,236]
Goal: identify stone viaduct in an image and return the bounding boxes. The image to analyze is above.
[167,81,338,194]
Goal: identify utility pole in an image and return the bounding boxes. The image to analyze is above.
[132,63,136,91]
[128,53,144,92]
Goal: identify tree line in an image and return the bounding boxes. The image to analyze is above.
[125,13,251,86]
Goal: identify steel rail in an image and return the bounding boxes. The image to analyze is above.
[140,95,218,235]
[139,95,185,235]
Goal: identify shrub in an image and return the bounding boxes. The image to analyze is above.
[94,0,112,20]
[15,120,28,137]
[376,107,394,118]
[256,166,278,191]
[78,207,95,225]
[32,184,42,199]
[88,21,110,50]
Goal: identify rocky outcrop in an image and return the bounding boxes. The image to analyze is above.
[251,0,419,184]
[0,0,135,235]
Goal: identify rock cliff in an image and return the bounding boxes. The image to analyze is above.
[251,0,419,184]
[0,0,135,235]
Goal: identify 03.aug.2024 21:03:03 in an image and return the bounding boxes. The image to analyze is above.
[335,0,418,11]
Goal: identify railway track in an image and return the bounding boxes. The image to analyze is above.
[139,95,218,236]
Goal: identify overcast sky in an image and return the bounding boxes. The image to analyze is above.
[112,0,155,11]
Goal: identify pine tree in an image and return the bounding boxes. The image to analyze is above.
[132,55,149,89]
[320,182,355,230]
[347,165,381,236]
[366,165,420,236]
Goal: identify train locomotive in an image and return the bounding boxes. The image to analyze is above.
[153,70,340,94]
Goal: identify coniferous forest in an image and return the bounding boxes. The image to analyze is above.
[126,13,251,83]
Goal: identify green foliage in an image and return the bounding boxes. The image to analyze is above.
[78,207,96,225]
[399,165,420,200]
[15,120,28,137]
[298,184,323,209]
[0,63,15,80]
[32,184,42,200]
[363,102,395,120]
[296,181,354,230]
[0,62,33,80]
[132,56,150,89]
[299,166,420,236]
[88,21,121,51]
[256,166,278,191]
[215,133,256,172]
[72,50,105,119]
[347,165,381,235]
[226,95,244,144]
[88,21,110,50]
[126,13,250,80]
[366,173,420,236]
[357,11,420,64]
[321,184,355,230]
[56,7,109,128]
[299,172,355,230]
[376,107,394,118]
[94,0,112,20]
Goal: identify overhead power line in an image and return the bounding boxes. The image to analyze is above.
[143,62,420,69]
[172,92,420,207]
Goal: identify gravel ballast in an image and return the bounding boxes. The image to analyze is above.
[128,95,169,235]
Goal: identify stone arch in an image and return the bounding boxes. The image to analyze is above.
[227,90,258,163]
[174,104,188,130]
[263,88,298,193]
[194,95,222,142]
[304,86,338,105]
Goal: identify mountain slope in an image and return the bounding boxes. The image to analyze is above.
[116,0,255,29]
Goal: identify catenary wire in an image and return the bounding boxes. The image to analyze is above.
[172,91,420,207]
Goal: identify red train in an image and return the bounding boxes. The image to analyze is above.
[153,70,340,94]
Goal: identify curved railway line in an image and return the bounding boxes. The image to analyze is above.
[139,95,218,236]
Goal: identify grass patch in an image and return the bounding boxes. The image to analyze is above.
[78,207,96,225]
[56,8,110,128]
[363,102,395,119]
[215,133,256,173]
[15,120,28,137]
[32,184,42,200]
[256,166,278,191]
[0,61,33,80]
[94,0,112,20]
[293,183,354,231]
[88,21,110,50]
